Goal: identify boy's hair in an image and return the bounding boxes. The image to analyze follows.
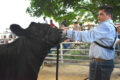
[99,5,113,18]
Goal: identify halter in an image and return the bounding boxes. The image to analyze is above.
[44,27,60,46]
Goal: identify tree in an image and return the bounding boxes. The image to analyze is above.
[26,0,120,25]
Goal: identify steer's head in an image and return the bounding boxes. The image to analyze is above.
[10,22,66,47]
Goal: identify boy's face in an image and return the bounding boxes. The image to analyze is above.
[98,10,111,23]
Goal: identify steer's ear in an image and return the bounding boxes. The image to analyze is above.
[10,24,25,36]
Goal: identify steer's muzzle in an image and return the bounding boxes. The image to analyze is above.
[59,29,68,42]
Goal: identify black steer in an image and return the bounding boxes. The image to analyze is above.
[0,22,65,80]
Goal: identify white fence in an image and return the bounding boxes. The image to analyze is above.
[45,42,120,67]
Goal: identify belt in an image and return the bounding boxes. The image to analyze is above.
[92,58,112,62]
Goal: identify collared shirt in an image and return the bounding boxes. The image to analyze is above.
[67,19,117,60]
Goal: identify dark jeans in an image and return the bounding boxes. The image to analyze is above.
[63,43,70,49]
[89,60,114,80]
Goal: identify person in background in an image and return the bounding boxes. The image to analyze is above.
[116,26,120,56]
[63,5,116,80]
[63,38,71,54]
[50,19,55,28]
[3,35,8,44]
[60,19,71,53]
[61,19,67,27]
[79,23,83,31]
[43,17,48,24]
[73,21,81,31]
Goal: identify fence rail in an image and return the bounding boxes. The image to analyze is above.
[45,42,120,68]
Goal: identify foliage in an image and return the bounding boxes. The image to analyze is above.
[26,0,120,25]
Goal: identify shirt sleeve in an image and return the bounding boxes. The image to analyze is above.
[67,23,113,43]
[67,30,77,41]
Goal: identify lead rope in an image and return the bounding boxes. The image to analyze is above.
[56,44,60,80]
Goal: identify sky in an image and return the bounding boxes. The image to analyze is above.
[0,0,57,33]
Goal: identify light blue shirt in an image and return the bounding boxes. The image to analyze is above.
[67,19,117,60]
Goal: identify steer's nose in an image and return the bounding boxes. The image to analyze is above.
[59,29,67,42]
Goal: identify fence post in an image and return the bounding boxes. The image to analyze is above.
[60,43,64,63]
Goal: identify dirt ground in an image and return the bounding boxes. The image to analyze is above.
[37,64,120,80]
